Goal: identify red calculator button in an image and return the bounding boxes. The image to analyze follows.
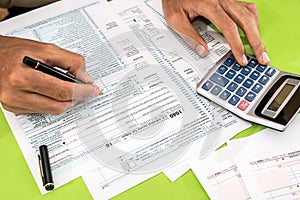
[237,100,249,111]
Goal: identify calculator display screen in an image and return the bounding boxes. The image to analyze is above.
[267,83,295,111]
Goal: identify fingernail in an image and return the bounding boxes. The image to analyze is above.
[95,87,103,96]
[195,44,208,57]
[262,51,270,64]
[242,54,248,66]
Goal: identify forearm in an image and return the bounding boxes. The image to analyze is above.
[0,0,58,8]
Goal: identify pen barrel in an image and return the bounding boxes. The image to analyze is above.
[39,145,54,191]
[23,56,83,84]
[38,63,82,83]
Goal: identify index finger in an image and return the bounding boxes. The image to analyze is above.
[27,43,94,83]
[20,67,100,101]
[219,0,270,65]
[203,5,248,66]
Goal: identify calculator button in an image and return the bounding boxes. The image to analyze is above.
[228,95,240,106]
[265,67,276,77]
[249,71,261,80]
[245,91,256,102]
[225,70,236,79]
[248,59,258,68]
[256,64,267,72]
[224,58,234,66]
[227,82,238,92]
[217,65,228,74]
[202,81,214,91]
[232,63,241,71]
[211,85,222,95]
[243,78,254,88]
[237,100,250,111]
[258,75,270,85]
[229,54,235,60]
[234,74,245,83]
[210,73,229,87]
[252,83,263,93]
[219,90,231,100]
[236,86,247,97]
[241,66,252,76]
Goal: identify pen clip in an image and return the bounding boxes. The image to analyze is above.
[38,154,45,186]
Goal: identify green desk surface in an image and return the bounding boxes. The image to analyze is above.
[1,0,300,199]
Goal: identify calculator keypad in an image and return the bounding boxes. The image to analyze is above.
[202,54,277,111]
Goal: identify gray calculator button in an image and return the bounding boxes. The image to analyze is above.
[217,65,228,74]
[211,85,222,95]
[219,90,231,100]
[209,73,229,87]
[202,81,214,91]
[227,82,238,92]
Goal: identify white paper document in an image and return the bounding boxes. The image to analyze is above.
[0,0,250,198]
[191,114,300,200]
[190,147,252,200]
[229,114,300,200]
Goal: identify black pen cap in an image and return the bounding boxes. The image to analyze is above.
[39,145,54,191]
[23,56,37,68]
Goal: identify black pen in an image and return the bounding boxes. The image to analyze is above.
[38,145,54,191]
[23,56,83,84]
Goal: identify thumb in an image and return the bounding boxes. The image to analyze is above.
[165,14,209,57]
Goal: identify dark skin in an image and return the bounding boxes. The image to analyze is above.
[162,0,270,66]
[0,36,100,115]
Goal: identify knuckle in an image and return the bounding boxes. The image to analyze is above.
[54,86,71,101]
[42,42,58,50]
[240,15,257,28]
[7,71,25,88]
[164,12,178,28]
[247,2,258,11]
[223,20,238,33]
[76,54,85,63]
[253,41,265,52]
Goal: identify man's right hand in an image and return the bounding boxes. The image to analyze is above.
[0,35,100,115]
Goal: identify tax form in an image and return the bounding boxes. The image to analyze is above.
[189,147,252,200]
[191,115,300,200]
[0,0,250,197]
[229,115,300,200]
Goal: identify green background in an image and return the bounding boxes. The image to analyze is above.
[1,0,299,199]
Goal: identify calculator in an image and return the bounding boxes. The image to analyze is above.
[197,52,300,131]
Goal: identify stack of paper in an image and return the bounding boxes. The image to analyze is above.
[190,114,300,200]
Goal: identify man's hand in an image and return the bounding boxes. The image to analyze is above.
[162,0,270,66]
[0,36,100,115]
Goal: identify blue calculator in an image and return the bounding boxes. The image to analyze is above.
[197,52,300,131]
